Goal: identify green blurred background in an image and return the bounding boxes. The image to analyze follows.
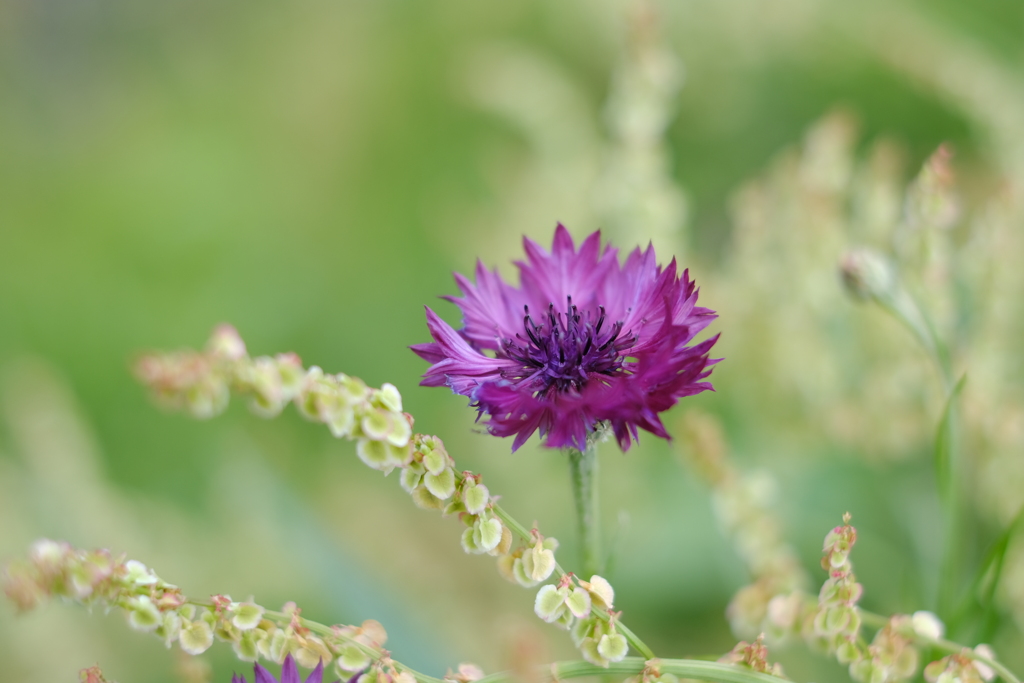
[2,0,1024,681]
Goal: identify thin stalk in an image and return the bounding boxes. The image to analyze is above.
[475,657,787,683]
[567,444,602,578]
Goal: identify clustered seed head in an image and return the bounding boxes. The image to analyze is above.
[811,514,863,658]
[136,326,414,472]
[132,328,629,666]
[924,647,998,683]
[849,616,919,683]
[2,539,402,681]
[718,634,785,678]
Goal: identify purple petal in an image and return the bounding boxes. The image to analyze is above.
[419,307,514,394]
[232,675,249,683]
[304,660,325,683]
[280,654,300,683]
[254,663,278,683]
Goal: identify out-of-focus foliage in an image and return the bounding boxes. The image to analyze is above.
[2,0,1024,681]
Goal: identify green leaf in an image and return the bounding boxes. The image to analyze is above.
[934,374,966,504]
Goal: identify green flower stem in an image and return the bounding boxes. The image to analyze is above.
[859,610,1020,683]
[566,444,602,578]
[873,283,965,621]
[475,657,786,683]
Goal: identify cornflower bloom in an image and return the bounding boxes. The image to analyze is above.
[231,655,337,683]
[413,224,719,451]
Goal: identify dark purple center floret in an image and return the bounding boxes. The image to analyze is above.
[500,297,636,395]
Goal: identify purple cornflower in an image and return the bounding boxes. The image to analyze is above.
[231,655,338,683]
[412,224,720,451]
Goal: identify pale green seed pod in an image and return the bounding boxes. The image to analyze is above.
[232,602,264,631]
[581,575,614,609]
[376,383,403,413]
[487,525,513,557]
[424,467,456,499]
[534,585,569,622]
[461,527,480,554]
[337,645,371,672]
[422,449,446,476]
[387,414,412,447]
[565,587,592,619]
[411,485,445,510]
[512,557,541,588]
[357,439,409,472]
[179,619,214,655]
[521,544,556,582]
[597,632,628,662]
[127,596,161,632]
[400,468,423,494]
[473,517,503,553]
[233,630,264,662]
[580,637,609,668]
[157,611,182,647]
[463,483,489,515]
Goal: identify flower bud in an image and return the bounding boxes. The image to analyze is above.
[840,248,895,302]
[207,325,247,360]
[911,611,944,640]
